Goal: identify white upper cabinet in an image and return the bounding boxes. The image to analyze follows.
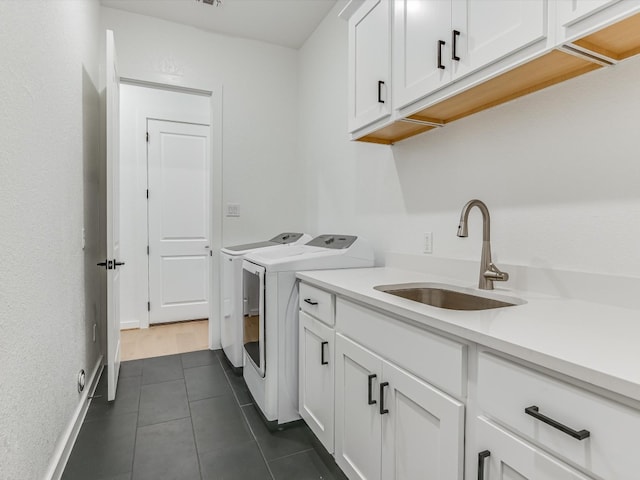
[451,0,548,79]
[394,0,549,110]
[393,0,453,109]
[348,0,392,132]
[557,0,622,27]
[556,0,640,56]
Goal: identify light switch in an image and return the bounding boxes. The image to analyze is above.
[226,203,240,217]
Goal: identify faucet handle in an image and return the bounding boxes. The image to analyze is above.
[484,263,509,282]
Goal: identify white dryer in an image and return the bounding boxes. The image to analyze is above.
[241,234,374,426]
[220,232,311,370]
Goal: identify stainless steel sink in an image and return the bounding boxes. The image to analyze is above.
[374,283,524,311]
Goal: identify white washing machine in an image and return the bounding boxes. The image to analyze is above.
[220,232,311,370]
[241,234,374,426]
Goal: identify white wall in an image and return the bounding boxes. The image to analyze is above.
[119,83,211,330]
[299,4,640,279]
[101,7,308,249]
[0,1,102,479]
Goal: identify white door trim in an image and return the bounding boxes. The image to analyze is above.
[118,76,223,349]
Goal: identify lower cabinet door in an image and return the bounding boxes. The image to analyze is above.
[335,334,382,480]
[299,311,335,452]
[476,417,594,480]
[381,361,465,480]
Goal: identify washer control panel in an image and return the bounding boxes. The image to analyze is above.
[306,234,357,249]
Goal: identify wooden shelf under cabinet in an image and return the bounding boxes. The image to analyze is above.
[358,120,437,145]
[573,12,640,61]
[357,49,601,145]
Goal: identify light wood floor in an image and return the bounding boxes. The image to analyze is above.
[120,319,209,361]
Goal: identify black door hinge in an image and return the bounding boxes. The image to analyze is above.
[147,245,149,255]
[146,189,149,199]
[147,302,150,312]
[146,132,149,142]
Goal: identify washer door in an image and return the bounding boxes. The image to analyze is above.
[242,260,266,377]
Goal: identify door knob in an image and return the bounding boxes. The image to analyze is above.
[97,260,114,270]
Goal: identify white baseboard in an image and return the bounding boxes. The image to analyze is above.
[120,319,140,330]
[45,355,104,480]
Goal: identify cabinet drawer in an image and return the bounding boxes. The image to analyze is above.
[478,352,640,479]
[299,283,335,326]
[336,298,466,398]
[476,417,592,480]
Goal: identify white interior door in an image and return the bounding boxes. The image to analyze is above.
[106,29,122,401]
[147,119,210,324]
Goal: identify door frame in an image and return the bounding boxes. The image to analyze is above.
[119,77,223,350]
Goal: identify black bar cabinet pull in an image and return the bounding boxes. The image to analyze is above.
[367,374,377,405]
[304,298,318,306]
[379,382,389,414]
[452,30,461,61]
[524,405,590,440]
[320,341,329,365]
[437,40,446,69]
[477,450,490,480]
[377,80,385,103]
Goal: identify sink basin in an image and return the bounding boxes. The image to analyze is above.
[374,283,524,311]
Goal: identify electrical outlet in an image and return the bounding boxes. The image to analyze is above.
[423,232,433,254]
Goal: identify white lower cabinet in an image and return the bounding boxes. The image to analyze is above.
[335,333,465,480]
[476,352,640,479]
[298,310,335,452]
[381,360,465,480]
[334,333,382,480]
[475,417,593,480]
[298,282,640,480]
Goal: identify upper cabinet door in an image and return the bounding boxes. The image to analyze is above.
[557,0,622,26]
[393,0,548,112]
[451,0,548,80]
[348,0,392,133]
[393,0,452,109]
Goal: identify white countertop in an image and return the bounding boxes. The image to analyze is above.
[297,267,640,403]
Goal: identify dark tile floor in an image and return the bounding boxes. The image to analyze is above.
[63,350,347,480]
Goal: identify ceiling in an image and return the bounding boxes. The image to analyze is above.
[100,0,338,49]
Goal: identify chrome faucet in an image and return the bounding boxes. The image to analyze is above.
[457,199,509,290]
